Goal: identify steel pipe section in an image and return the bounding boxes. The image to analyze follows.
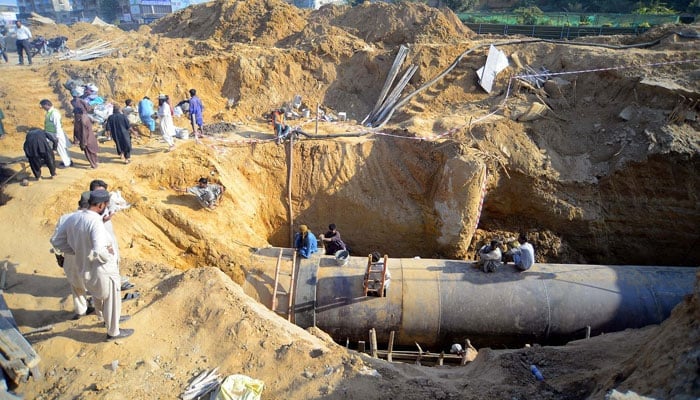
[294,255,697,347]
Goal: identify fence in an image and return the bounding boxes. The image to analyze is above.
[458,12,679,28]
[464,23,650,39]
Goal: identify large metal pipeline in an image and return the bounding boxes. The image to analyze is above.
[293,255,698,348]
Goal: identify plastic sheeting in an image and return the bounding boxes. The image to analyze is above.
[216,375,264,400]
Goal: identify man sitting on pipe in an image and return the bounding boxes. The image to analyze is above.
[507,233,535,272]
[478,240,502,273]
[294,225,318,259]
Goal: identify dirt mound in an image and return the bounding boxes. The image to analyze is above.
[313,1,475,46]
[152,0,473,48]
[0,2,699,399]
[152,0,309,46]
[25,265,367,398]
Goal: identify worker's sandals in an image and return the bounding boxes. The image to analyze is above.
[106,328,135,341]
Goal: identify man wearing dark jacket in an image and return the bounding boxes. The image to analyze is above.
[104,104,132,164]
[23,128,58,180]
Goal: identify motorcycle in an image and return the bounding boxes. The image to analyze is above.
[29,36,49,57]
[47,36,69,54]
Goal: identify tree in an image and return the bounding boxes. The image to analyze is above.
[99,0,119,22]
[633,0,677,13]
[514,6,544,24]
[688,0,700,12]
[442,0,477,12]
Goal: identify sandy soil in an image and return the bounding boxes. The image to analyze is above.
[0,1,698,398]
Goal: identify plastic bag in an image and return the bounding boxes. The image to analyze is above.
[216,374,264,400]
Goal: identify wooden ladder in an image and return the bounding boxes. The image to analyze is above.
[271,248,297,322]
[363,254,388,297]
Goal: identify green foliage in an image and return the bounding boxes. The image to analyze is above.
[633,1,677,14]
[443,0,477,12]
[514,6,544,24]
[686,0,700,11]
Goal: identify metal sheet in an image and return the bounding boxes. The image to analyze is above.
[397,258,441,346]
[293,253,319,328]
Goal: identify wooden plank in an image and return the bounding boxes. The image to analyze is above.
[0,334,24,360]
[387,331,395,363]
[378,255,388,297]
[0,291,17,330]
[0,295,40,369]
[369,328,377,358]
[363,254,371,296]
[271,249,283,311]
[0,353,28,386]
[357,341,365,354]
[286,251,297,322]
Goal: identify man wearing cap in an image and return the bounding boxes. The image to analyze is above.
[70,88,92,115]
[294,225,318,259]
[104,104,133,164]
[157,94,176,151]
[175,177,225,210]
[51,189,133,341]
[40,99,72,168]
[50,192,94,320]
[73,107,99,169]
[23,128,58,180]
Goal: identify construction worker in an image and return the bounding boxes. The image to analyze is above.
[478,240,502,273]
[272,107,290,144]
[294,225,318,258]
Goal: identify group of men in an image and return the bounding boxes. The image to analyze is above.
[21,87,206,180]
[50,179,134,341]
[478,233,535,273]
[294,223,348,259]
[138,89,204,149]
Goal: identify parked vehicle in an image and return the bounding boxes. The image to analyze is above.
[47,36,69,54]
[29,36,49,57]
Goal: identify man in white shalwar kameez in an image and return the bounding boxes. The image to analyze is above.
[157,94,176,151]
[51,190,134,341]
[50,192,93,319]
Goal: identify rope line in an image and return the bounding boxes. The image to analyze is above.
[204,58,699,147]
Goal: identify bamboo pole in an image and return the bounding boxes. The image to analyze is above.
[370,328,378,358]
[387,331,395,362]
[1,163,27,186]
[287,251,297,322]
[315,103,319,136]
[287,132,294,246]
